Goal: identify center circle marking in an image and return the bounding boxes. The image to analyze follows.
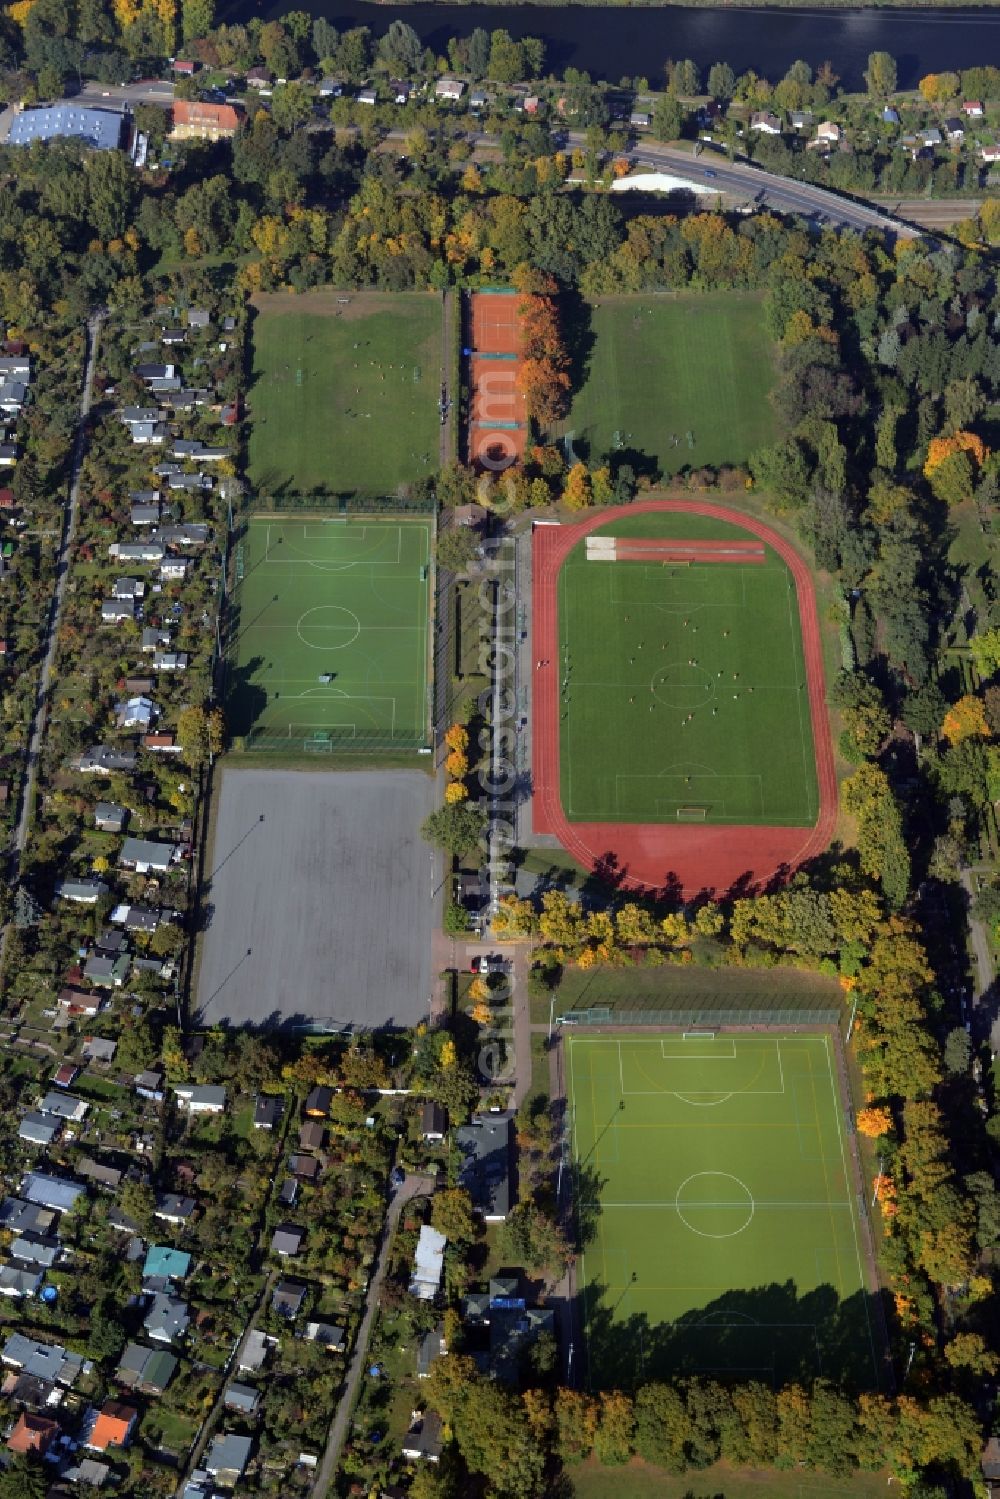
[652,662,715,710]
[296,606,361,651]
[675,1171,755,1239]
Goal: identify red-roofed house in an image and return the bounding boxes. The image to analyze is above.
[7,1411,60,1455]
[170,100,242,142]
[964,100,985,117]
[0,489,15,511]
[86,1401,138,1451]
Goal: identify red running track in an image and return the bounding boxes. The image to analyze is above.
[531,501,837,897]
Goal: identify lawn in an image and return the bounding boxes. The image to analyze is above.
[568,1458,890,1499]
[562,293,775,477]
[558,512,818,825]
[227,515,431,748]
[247,290,442,497]
[567,1033,878,1391]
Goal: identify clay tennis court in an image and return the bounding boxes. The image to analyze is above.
[471,290,521,354]
[468,291,528,471]
[532,501,836,895]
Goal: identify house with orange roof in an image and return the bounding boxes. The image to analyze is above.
[7,1410,60,1455]
[170,100,242,142]
[83,1400,138,1451]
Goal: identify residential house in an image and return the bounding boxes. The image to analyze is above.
[357,87,377,106]
[83,1400,138,1451]
[153,650,189,672]
[0,444,17,467]
[160,328,186,346]
[410,1226,446,1301]
[134,1069,165,1100]
[113,904,162,935]
[1,1334,82,1386]
[981,144,1000,162]
[750,110,782,135]
[144,1292,190,1343]
[38,1092,87,1123]
[317,78,342,97]
[304,1085,333,1117]
[435,78,464,102]
[144,732,182,754]
[51,1062,79,1088]
[421,1102,447,1142]
[0,1266,43,1298]
[416,1325,447,1378]
[116,695,157,732]
[132,501,161,527]
[9,1234,60,1270]
[94,802,127,833]
[77,1158,124,1191]
[170,100,242,141]
[187,309,211,329]
[455,1113,513,1221]
[144,1245,191,1282]
[18,1114,59,1148]
[299,1119,325,1151]
[119,837,175,875]
[20,1173,84,1213]
[142,627,171,653]
[790,109,814,130]
[57,988,101,1019]
[174,1084,226,1113]
[6,1412,60,1456]
[101,597,135,624]
[205,1431,253,1488]
[402,1410,443,1463]
[921,126,943,147]
[270,1225,304,1258]
[945,116,965,141]
[154,1193,196,1226]
[81,1036,117,1064]
[83,952,130,988]
[115,1342,177,1395]
[392,81,411,105]
[271,1280,308,1318]
[470,89,488,111]
[109,541,164,562]
[964,99,985,117]
[815,120,842,145]
[289,1153,321,1182]
[629,110,651,129]
[278,1178,298,1207]
[246,66,272,89]
[253,1095,282,1130]
[78,745,136,773]
[55,878,108,904]
[238,1329,275,1373]
[224,1382,260,1415]
[303,1321,346,1352]
[883,105,900,125]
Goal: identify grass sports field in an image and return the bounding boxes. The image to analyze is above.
[227,516,430,748]
[563,292,774,477]
[247,291,442,497]
[567,1032,878,1391]
[558,511,818,825]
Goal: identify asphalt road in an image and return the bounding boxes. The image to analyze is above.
[77,79,174,108]
[563,133,918,237]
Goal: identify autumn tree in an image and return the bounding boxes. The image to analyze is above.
[857,1106,893,1139]
[941,693,989,746]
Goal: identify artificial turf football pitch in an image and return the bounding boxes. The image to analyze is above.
[226,516,430,748]
[558,512,818,826]
[567,1032,879,1391]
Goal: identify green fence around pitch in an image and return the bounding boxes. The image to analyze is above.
[239,492,435,517]
[560,1004,842,1030]
[236,728,430,756]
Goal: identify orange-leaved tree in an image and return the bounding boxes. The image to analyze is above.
[941,693,989,746]
[924,429,989,477]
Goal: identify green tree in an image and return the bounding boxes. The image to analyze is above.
[634,1382,690,1469]
[436,527,478,574]
[652,95,684,142]
[497,1201,569,1275]
[431,1188,476,1244]
[421,803,487,858]
[707,61,736,99]
[181,0,214,44]
[378,19,422,74]
[0,1458,47,1499]
[594,1391,634,1465]
[865,51,898,97]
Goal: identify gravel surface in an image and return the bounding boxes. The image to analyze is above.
[195,767,434,1031]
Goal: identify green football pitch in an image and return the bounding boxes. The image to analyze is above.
[558,512,818,825]
[247,291,442,497]
[562,292,774,477]
[226,516,430,747]
[567,1032,879,1391]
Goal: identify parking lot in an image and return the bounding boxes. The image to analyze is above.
[194,767,435,1031]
